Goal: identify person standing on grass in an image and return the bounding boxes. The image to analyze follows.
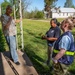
[52,18,75,75]
[1,5,21,65]
[42,18,61,65]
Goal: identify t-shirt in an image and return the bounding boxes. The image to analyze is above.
[59,35,74,50]
[46,26,61,46]
[1,14,16,36]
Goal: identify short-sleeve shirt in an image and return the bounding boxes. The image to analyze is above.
[59,35,72,50]
[46,26,61,46]
[1,14,16,36]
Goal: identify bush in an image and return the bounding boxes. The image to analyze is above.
[34,11,44,19]
[24,10,44,19]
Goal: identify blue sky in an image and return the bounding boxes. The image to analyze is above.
[27,0,75,11]
[0,0,75,11]
[0,0,4,3]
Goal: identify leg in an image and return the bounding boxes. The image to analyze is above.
[53,62,69,75]
[9,36,18,63]
[61,64,70,75]
[47,46,53,65]
[53,62,64,75]
[5,36,11,58]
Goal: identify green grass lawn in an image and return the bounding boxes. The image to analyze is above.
[0,19,75,74]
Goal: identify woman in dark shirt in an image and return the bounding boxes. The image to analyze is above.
[42,18,61,65]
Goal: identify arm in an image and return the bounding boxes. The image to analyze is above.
[42,28,61,41]
[42,35,57,41]
[15,19,22,23]
[53,49,66,60]
[1,16,12,30]
[52,35,71,63]
[45,37,57,41]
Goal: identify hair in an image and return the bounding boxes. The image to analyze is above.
[73,17,75,19]
[6,5,12,10]
[50,18,58,24]
[57,22,60,26]
[61,18,74,30]
[72,17,75,22]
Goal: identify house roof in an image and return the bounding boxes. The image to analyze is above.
[51,8,75,13]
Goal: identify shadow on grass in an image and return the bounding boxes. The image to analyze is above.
[24,44,52,75]
[0,29,6,52]
[68,62,75,74]
[25,29,46,46]
[69,70,75,74]
[68,56,75,74]
[24,29,53,74]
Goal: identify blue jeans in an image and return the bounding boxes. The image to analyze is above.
[5,35,18,63]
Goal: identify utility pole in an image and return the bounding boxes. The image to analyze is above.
[0,4,1,21]
[13,5,16,20]
[19,0,24,51]
[0,4,1,17]
[13,4,19,50]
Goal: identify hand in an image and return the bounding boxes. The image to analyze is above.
[41,35,47,39]
[15,19,22,23]
[52,58,58,64]
[19,19,22,22]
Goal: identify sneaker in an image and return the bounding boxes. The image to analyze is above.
[10,58,13,61]
[15,61,20,65]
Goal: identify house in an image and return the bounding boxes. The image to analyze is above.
[51,8,75,18]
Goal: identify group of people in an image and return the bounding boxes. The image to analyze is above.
[42,17,75,75]
[0,4,75,75]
